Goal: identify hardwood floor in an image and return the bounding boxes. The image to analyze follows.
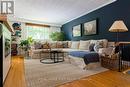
[4,56,26,87]
[4,56,130,87]
[59,71,130,87]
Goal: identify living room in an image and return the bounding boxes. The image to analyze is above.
[0,0,130,87]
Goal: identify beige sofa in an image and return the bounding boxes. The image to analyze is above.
[29,39,115,69]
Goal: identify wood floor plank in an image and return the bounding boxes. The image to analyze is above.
[3,56,130,87]
[59,71,130,87]
[4,56,26,87]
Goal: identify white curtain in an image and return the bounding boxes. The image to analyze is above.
[26,25,61,40]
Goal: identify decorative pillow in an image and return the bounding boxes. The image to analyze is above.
[94,42,103,52]
[67,41,72,48]
[50,42,57,48]
[42,42,50,49]
[98,39,108,48]
[79,40,90,50]
[34,42,42,49]
[107,42,115,47]
[62,42,68,48]
[90,40,104,48]
[89,44,95,51]
[71,41,79,49]
[90,40,97,44]
[98,47,115,56]
[57,41,64,48]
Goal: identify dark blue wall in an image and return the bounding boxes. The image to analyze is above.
[61,0,130,41]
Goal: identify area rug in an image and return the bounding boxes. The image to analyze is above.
[24,59,108,87]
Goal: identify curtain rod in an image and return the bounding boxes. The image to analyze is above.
[26,23,50,27]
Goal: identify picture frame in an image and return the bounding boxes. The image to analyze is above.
[72,24,81,37]
[83,20,97,35]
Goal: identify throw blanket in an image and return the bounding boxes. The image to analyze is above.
[69,51,99,65]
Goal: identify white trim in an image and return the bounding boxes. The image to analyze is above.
[63,0,117,24]
[8,16,62,27]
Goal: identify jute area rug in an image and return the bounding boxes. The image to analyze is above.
[24,59,108,87]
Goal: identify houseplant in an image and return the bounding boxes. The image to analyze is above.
[19,37,34,58]
[50,32,65,41]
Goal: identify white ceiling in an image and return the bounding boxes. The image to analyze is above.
[8,0,116,26]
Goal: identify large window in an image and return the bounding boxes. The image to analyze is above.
[26,23,60,40]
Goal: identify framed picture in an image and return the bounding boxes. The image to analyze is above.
[72,24,81,37]
[83,20,97,35]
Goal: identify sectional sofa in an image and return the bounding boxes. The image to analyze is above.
[29,39,115,69]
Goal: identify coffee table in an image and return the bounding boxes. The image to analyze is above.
[40,49,65,64]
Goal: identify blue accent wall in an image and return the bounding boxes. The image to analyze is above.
[61,0,130,41]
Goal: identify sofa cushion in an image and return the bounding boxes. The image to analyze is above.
[62,48,79,52]
[62,48,88,52]
[31,49,43,53]
[71,41,79,49]
[79,40,90,50]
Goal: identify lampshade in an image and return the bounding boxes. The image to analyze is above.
[109,20,128,32]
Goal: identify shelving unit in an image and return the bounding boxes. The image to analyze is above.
[0,15,14,86]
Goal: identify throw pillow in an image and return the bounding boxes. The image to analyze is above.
[71,41,79,49]
[94,42,103,52]
[57,41,64,48]
[42,42,50,49]
[34,42,42,49]
[67,41,72,48]
[50,42,57,48]
[79,40,90,50]
[89,44,95,51]
[98,39,108,48]
[90,40,104,48]
[62,42,68,48]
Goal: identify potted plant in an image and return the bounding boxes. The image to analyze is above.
[50,32,65,41]
[19,37,34,58]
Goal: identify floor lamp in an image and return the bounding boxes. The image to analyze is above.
[109,20,128,71]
